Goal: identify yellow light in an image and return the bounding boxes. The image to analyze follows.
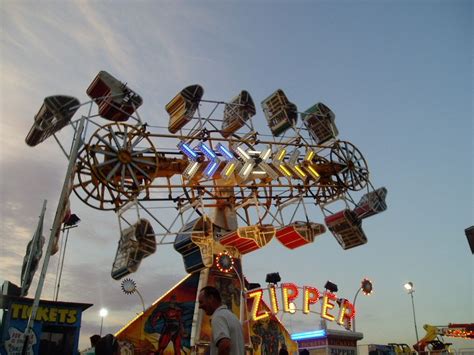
[273,148,294,178]
[247,289,269,321]
[280,165,293,177]
[282,287,291,312]
[281,283,299,313]
[337,300,356,327]
[294,166,307,178]
[304,150,315,161]
[278,149,286,160]
[303,286,320,314]
[307,165,320,180]
[268,285,279,314]
[224,162,236,176]
[321,292,336,321]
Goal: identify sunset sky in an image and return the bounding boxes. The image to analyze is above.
[0,0,472,351]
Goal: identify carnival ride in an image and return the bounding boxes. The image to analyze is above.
[412,323,474,353]
[25,70,388,353]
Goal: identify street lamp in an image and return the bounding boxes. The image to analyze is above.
[352,278,373,332]
[404,282,419,343]
[121,278,146,312]
[121,278,146,351]
[99,308,108,336]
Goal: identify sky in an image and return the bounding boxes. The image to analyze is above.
[0,0,472,351]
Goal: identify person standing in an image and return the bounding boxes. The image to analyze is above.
[279,344,289,355]
[198,286,245,355]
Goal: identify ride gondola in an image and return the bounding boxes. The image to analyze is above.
[173,216,213,273]
[111,218,156,280]
[87,70,143,122]
[276,221,326,249]
[261,89,298,136]
[324,209,367,250]
[166,84,204,133]
[221,90,256,138]
[25,95,80,146]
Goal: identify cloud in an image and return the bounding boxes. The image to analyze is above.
[0,153,64,287]
[57,261,184,349]
[1,3,60,64]
[72,1,137,77]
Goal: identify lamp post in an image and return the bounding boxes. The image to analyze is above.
[121,279,146,312]
[404,282,419,343]
[352,278,373,332]
[99,308,108,336]
[121,279,146,350]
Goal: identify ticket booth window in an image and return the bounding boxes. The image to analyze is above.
[39,325,75,355]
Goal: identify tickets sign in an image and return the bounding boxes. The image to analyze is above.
[10,303,78,324]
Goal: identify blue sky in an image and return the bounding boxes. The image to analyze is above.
[0,0,472,351]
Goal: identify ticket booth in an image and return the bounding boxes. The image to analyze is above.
[0,295,92,355]
[293,328,363,355]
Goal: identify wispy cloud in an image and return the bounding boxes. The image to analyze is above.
[72,1,138,77]
[1,3,60,64]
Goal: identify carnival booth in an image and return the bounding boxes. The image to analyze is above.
[0,293,91,355]
[293,328,363,355]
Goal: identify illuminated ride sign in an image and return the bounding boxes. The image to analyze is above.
[177,141,321,182]
[246,283,355,330]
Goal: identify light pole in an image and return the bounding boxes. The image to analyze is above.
[121,278,146,350]
[121,279,146,313]
[352,278,373,332]
[99,308,108,336]
[404,282,419,343]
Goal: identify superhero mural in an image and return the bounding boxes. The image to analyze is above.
[115,273,199,354]
[247,298,298,355]
[115,255,295,354]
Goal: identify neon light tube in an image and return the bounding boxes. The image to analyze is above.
[305,150,315,161]
[216,143,234,160]
[224,162,236,176]
[184,161,200,178]
[280,165,293,177]
[277,149,287,161]
[261,148,272,160]
[236,146,250,159]
[199,143,216,159]
[178,142,198,161]
[291,329,326,340]
[295,166,307,178]
[248,150,261,155]
[241,163,252,177]
[307,165,320,179]
[204,161,218,177]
